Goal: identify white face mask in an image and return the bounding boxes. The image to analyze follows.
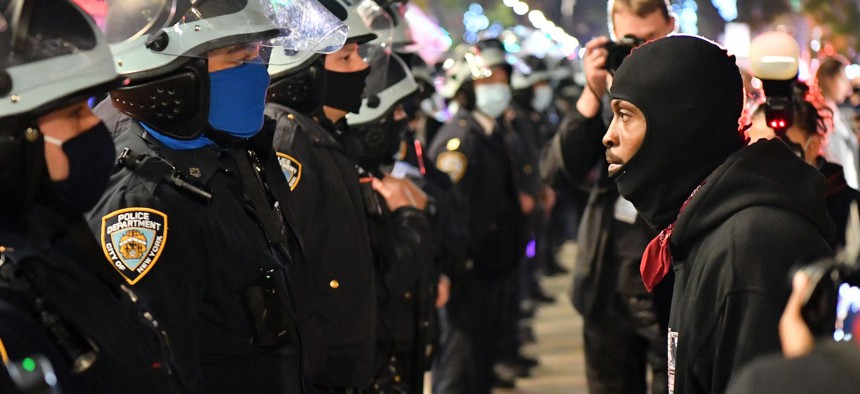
[474,83,512,119]
[446,100,461,118]
[530,85,554,112]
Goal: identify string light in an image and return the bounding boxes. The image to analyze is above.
[462,0,580,54]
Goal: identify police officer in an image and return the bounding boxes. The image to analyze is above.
[83,1,347,392]
[510,54,558,303]
[428,39,528,394]
[0,1,178,392]
[343,48,436,393]
[268,2,433,392]
[264,1,382,391]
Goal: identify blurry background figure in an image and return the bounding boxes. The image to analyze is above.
[510,53,560,284]
[543,55,589,269]
[429,38,527,393]
[748,82,860,250]
[816,57,860,190]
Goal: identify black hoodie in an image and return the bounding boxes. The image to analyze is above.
[608,36,835,393]
[667,139,834,393]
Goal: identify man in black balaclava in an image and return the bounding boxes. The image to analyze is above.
[605,34,835,394]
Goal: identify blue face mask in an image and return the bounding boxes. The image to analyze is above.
[208,62,271,137]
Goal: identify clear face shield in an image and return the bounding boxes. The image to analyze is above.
[354,0,392,46]
[369,2,413,50]
[95,0,347,69]
[262,0,349,65]
[74,0,177,50]
[349,44,417,125]
[72,0,177,67]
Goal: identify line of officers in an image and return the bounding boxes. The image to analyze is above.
[0,1,572,393]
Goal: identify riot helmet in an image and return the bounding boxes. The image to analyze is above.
[511,54,552,112]
[440,39,512,118]
[439,38,510,100]
[91,0,347,140]
[267,0,388,115]
[1,0,169,223]
[342,48,417,169]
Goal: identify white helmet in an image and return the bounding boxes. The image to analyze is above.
[100,0,348,79]
[0,0,153,119]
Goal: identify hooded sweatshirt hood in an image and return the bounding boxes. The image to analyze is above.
[671,138,836,259]
[610,35,745,229]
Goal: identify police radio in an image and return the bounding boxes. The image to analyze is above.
[749,31,801,135]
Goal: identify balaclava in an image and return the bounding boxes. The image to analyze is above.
[610,35,745,229]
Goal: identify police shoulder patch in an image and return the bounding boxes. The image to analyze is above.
[436,151,468,184]
[276,152,302,191]
[101,208,168,285]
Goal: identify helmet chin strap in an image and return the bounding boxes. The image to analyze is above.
[109,57,212,141]
[267,55,326,115]
[0,123,50,227]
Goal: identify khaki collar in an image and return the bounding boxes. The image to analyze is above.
[471,110,496,136]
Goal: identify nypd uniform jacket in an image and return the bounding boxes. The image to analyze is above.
[369,201,435,392]
[87,107,320,393]
[0,206,177,393]
[266,104,377,389]
[427,110,524,279]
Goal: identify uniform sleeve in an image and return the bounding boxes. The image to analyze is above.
[382,207,433,298]
[85,176,206,391]
[540,107,607,186]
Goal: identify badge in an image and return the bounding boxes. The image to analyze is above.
[276,152,302,191]
[436,151,468,183]
[0,336,8,363]
[101,208,168,285]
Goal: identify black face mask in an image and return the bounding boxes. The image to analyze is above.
[610,36,744,229]
[51,122,116,214]
[341,115,409,170]
[324,67,371,114]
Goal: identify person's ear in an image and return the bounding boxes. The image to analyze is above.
[668,13,679,35]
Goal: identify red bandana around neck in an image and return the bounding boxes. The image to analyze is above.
[640,182,705,292]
